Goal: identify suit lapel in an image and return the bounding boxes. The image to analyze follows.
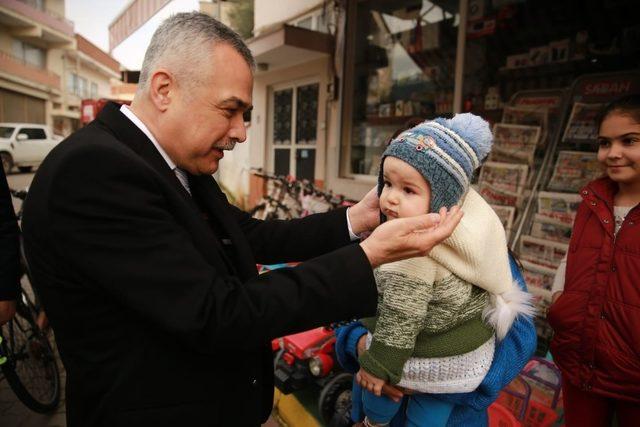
[188,174,257,281]
[95,102,239,274]
[96,102,192,202]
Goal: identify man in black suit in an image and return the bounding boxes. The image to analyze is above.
[21,12,462,426]
[0,165,19,325]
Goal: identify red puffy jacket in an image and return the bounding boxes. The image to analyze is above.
[547,177,640,403]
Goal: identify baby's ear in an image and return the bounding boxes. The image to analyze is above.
[445,113,493,162]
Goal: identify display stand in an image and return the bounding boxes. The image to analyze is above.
[510,70,640,355]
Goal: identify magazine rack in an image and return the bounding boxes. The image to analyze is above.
[508,70,640,354]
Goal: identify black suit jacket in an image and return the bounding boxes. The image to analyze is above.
[0,165,19,301]
[22,102,377,426]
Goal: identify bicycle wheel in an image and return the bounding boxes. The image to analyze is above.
[250,202,269,220]
[0,302,60,413]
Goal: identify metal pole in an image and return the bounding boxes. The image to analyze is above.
[453,0,467,114]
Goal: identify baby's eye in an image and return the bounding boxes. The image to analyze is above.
[404,187,415,194]
[383,180,391,187]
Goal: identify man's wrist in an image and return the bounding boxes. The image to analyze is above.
[359,240,381,268]
[346,207,361,241]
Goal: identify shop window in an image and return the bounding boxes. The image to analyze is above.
[341,0,460,177]
[270,81,320,180]
[461,0,640,120]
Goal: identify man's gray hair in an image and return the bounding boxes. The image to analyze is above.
[137,12,255,93]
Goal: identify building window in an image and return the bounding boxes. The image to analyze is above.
[78,77,88,98]
[90,82,98,98]
[341,0,460,177]
[66,73,76,93]
[12,40,45,68]
[269,81,320,181]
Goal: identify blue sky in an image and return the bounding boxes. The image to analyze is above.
[65,0,199,70]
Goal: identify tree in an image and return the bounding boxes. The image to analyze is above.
[227,0,254,39]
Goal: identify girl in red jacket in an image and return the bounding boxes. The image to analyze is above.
[548,94,640,427]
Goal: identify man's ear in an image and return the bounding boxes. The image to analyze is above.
[149,69,174,112]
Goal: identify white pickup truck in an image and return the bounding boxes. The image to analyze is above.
[0,123,62,173]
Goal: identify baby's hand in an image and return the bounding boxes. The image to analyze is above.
[356,368,386,397]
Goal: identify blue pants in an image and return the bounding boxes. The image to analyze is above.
[352,379,454,426]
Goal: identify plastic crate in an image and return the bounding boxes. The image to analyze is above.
[489,402,522,427]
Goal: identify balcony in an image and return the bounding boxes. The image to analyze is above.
[0,50,61,91]
[0,0,75,47]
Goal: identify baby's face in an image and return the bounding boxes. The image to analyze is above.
[380,156,431,219]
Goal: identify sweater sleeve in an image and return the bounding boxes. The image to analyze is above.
[358,258,437,384]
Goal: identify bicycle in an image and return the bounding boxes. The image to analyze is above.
[249,171,300,220]
[0,188,61,413]
[249,169,357,220]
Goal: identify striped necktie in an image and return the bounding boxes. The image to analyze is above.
[173,167,191,195]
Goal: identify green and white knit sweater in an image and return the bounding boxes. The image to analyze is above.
[360,258,494,391]
[359,189,531,392]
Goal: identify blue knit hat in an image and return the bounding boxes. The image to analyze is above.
[378,113,493,213]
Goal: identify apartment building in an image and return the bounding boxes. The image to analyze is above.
[0,0,75,126]
[1,0,122,136]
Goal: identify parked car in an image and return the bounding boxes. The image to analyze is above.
[0,123,62,173]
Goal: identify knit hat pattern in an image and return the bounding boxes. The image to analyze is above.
[378,113,493,213]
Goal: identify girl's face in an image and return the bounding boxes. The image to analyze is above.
[597,112,640,186]
[380,156,431,219]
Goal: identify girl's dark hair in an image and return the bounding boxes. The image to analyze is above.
[596,94,640,130]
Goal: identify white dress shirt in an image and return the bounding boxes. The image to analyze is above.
[119,104,190,194]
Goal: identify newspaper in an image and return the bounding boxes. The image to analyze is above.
[537,191,582,224]
[521,260,557,292]
[547,150,603,192]
[479,161,528,194]
[502,106,549,148]
[529,285,552,317]
[530,214,573,243]
[490,204,516,237]
[519,235,569,269]
[491,123,541,165]
[562,102,604,143]
[479,182,520,207]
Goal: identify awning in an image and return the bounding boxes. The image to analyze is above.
[247,24,334,73]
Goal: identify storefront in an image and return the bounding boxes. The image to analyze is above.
[339,0,637,179]
[244,0,638,355]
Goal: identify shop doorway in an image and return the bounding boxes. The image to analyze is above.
[268,79,320,181]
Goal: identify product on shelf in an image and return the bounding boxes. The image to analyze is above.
[519,235,568,269]
[501,106,549,147]
[530,214,573,244]
[479,161,528,194]
[491,123,542,165]
[561,102,605,143]
[490,204,516,237]
[536,191,582,225]
[547,150,602,192]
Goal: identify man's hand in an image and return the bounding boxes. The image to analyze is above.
[0,300,16,326]
[347,187,380,236]
[356,335,404,402]
[359,206,463,268]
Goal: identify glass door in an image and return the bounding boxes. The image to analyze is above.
[269,80,320,181]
